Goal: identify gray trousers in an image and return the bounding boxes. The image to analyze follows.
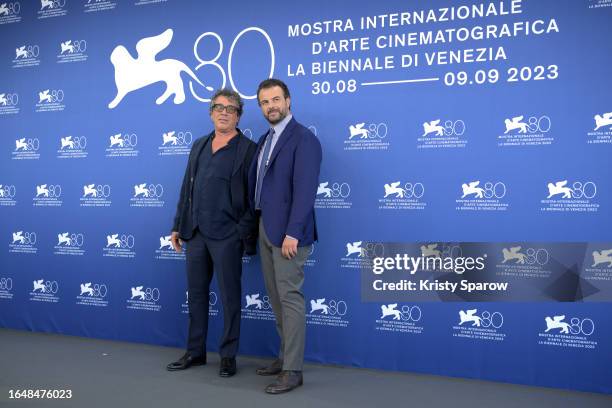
[258,218,311,371]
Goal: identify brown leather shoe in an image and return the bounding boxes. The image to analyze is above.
[265,370,303,394]
[255,359,283,376]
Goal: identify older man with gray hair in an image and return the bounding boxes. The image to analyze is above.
[167,89,257,377]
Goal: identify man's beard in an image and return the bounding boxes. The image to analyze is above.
[266,108,286,125]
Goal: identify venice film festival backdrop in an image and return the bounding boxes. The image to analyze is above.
[1,0,611,395]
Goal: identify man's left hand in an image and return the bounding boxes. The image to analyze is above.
[281,236,298,259]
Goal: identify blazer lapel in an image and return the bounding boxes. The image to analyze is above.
[232,131,249,176]
[266,117,297,168]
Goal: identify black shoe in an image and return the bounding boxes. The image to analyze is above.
[219,357,236,377]
[265,370,303,394]
[255,359,283,376]
[166,352,206,371]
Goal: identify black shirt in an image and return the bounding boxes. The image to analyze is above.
[192,134,239,239]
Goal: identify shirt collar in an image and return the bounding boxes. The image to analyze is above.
[271,113,292,138]
[227,134,239,145]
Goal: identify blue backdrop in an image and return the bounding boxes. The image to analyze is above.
[1,0,611,394]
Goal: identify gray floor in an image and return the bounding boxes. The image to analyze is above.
[0,329,610,408]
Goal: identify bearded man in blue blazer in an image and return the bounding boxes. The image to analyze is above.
[249,78,322,394]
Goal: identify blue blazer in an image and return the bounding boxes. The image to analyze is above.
[249,117,322,247]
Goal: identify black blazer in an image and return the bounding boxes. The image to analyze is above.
[172,129,258,254]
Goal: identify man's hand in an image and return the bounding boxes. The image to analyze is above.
[281,236,298,259]
[170,231,183,253]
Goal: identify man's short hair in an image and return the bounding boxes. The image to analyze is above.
[210,88,244,117]
[256,78,291,104]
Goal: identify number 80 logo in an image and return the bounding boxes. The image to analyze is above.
[2,94,18,105]
[3,2,21,15]
[0,278,13,291]
[0,185,16,198]
[190,27,275,101]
